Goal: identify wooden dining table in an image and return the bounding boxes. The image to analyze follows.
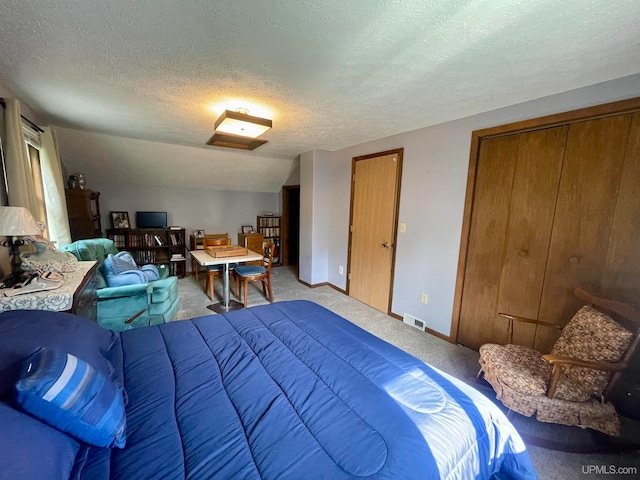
[189,247,263,313]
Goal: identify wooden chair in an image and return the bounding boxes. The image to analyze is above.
[233,242,275,307]
[477,288,640,436]
[203,236,230,300]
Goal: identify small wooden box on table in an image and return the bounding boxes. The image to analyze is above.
[190,248,262,313]
[191,233,230,276]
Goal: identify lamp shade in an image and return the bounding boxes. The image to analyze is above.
[0,207,41,237]
[214,110,272,138]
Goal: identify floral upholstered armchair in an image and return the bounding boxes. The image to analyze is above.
[477,288,640,436]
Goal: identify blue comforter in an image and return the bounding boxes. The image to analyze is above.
[89,300,536,479]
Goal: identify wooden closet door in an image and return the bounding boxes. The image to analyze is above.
[495,126,567,347]
[536,114,633,352]
[458,127,566,350]
[457,136,518,348]
[602,112,640,302]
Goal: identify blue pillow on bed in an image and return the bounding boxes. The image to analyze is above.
[14,347,126,448]
[0,401,83,480]
[0,310,122,399]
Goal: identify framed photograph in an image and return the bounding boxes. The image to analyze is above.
[242,225,254,234]
[111,211,130,229]
[194,229,205,238]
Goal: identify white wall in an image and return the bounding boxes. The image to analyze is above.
[305,73,640,338]
[299,150,333,285]
[298,152,314,283]
[284,163,300,186]
[87,181,278,270]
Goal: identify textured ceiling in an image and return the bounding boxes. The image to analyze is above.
[1,0,639,191]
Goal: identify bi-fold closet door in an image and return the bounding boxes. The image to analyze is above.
[457,111,640,353]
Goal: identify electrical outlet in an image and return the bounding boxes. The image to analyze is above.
[421,293,428,304]
[339,266,344,275]
[400,223,406,233]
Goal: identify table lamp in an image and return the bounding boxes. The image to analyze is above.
[0,206,41,285]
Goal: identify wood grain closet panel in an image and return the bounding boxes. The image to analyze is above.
[536,114,632,352]
[458,136,518,349]
[602,112,640,303]
[496,126,567,348]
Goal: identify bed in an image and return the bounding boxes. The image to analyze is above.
[0,300,537,479]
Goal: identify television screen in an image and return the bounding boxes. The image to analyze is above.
[136,211,168,229]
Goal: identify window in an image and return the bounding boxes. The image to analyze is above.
[22,123,49,238]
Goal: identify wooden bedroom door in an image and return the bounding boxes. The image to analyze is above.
[348,149,403,313]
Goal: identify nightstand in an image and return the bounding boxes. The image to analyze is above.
[0,261,98,321]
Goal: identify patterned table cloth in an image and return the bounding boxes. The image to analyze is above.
[0,261,96,313]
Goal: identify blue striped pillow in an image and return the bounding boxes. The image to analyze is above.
[14,347,126,448]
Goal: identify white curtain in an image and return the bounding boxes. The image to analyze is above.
[40,127,72,246]
[4,99,39,212]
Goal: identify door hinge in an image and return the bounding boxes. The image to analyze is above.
[352,173,356,182]
[348,272,351,280]
[350,224,353,232]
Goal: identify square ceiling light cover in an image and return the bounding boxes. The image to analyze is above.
[206,132,269,150]
[214,110,272,138]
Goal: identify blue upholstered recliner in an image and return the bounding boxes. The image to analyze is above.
[60,239,179,331]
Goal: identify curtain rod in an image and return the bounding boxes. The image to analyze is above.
[0,97,45,133]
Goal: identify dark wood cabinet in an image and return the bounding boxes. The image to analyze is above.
[66,189,102,241]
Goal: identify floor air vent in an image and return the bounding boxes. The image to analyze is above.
[403,313,426,332]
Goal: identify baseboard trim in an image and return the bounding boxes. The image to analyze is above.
[297,279,326,288]
[297,279,452,343]
[390,311,453,343]
[297,279,348,294]
[327,283,347,295]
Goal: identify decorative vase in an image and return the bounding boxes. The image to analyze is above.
[68,175,79,189]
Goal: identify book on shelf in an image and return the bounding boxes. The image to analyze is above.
[154,234,164,246]
[169,226,182,230]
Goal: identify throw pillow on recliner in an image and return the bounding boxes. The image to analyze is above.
[103,252,160,288]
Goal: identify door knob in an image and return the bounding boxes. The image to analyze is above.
[382,242,390,249]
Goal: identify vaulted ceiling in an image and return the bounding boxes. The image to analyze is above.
[1,1,639,192]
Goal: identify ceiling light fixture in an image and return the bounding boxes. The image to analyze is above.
[214,109,272,138]
[206,108,273,151]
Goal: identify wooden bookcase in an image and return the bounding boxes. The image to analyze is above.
[65,189,102,241]
[256,215,280,265]
[106,228,186,278]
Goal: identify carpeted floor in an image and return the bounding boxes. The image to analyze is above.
[175,266,640,480]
